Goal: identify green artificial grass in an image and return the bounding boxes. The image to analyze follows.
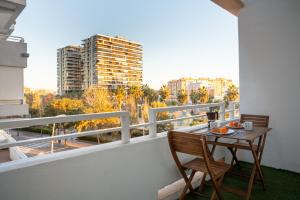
[186,162,300,200]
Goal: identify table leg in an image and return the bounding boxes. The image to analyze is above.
[249,141,266,190]
[246,164,257,200]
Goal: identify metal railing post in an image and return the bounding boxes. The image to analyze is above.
[121,112,130,144]
[148,109,157,137]
[229,101,235,120]
[219,102,225,122]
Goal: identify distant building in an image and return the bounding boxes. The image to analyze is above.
[81,34,143,89]
[167,77,233,101]
[57,45,83,95]
[213,78,233,100]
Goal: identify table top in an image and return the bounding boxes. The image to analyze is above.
[191,127,272,142]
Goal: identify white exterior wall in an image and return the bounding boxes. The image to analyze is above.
[0,40,27,67]
[0,39,28,116]
[0,66,24,101]
[0,136,195,200]
[0,134,225,200]
[239,0,300,172]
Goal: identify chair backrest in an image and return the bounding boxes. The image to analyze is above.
[240,114,269,127]
[167,131,209,158]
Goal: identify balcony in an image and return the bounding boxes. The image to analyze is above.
[1,0,300,199]
[0,102,240,199]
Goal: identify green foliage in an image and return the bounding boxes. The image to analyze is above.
[159,85,170,102]
[128,85,143,102]
[166,100,178,106]
[76,87,119,132]
[177,89,188,105]
[113,86,126,110]
[198,86,209,104]
[142,84,158,104]
[225,84,239,101]
[44,98,84,116]
[190,90,199,104]
[224,84,239,107]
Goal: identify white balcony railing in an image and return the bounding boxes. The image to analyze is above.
[0,101,239,153]
[0,34,24,43]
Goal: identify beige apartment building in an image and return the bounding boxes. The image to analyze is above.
[81,34,143,89]
[167,77,233,101]
[57,45,83,95]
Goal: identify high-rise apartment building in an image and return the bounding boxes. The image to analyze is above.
[81,34,143,89]
[167,77,233,101]
[57,45,83,95]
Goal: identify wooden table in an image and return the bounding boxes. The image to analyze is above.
[192,127,272,200]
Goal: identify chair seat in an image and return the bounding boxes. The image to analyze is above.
[183,158,230,178]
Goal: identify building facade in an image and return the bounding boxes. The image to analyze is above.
[0,0,29,118]
[81,34,143,89]
[167,77,233,101]
[57,46,83,95]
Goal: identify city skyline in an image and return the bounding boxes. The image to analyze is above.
[13,0,239,90]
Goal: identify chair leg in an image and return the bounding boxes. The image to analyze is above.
[179,170,196,200]
[210,175,224,200]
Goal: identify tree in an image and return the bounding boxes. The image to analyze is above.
[76,87,119,131]
[198,86,209,104]
[44,97,84,116]
[177,89,188,105]
[114,86,126,110]
[142,84,158,104]
[159,85,170,102]
[190,90,199,104]
[225,84,239,101]
[128,85,143,103]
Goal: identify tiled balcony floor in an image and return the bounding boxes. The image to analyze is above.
[186,162,300,200]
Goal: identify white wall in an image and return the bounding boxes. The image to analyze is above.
[0,40,27,67]
[0,133,226,200]
[0,136,188,200]
[239,0,300,172]
[0,66,24,101]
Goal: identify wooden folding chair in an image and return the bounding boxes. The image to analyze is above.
[229,114,270,169]
[168,131,230,200]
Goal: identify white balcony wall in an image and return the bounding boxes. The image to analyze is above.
[239,0,300,172]
[0,39,28,116]
[0,133,225,200]
[0,136,183,200]
[0,40,27,67]
[0,66,24,101]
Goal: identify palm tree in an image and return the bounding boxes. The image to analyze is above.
[159,85,170,102]
[198,86,209,104]
[115,86,126,110]
[225,84,239,101]
[142,84,158,104]
[128,85,143,102]
[190,90,199,104]
[177,89,188,105]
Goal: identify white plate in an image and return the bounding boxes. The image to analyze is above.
[226,125,244,129]
[210,129,235,135]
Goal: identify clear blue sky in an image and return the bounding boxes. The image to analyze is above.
[14,0,239,90]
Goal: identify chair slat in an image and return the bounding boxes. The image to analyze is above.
[240,114,269,127]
